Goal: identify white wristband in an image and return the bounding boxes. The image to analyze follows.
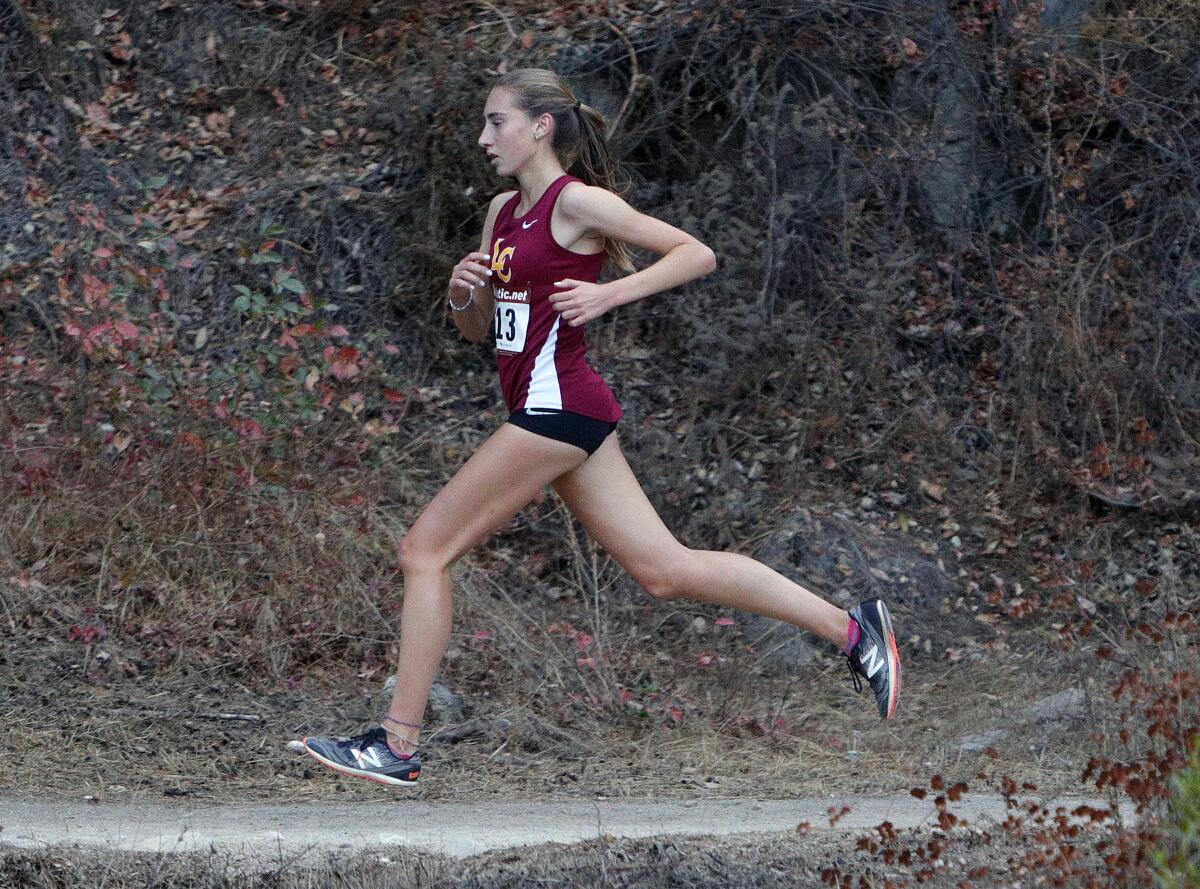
[448,287,474,311]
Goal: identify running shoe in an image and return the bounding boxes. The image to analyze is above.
[302,726,421,786]
[846,599,902,719]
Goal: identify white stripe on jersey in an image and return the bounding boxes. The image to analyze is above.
[525,316,563,411]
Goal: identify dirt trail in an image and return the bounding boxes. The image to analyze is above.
[0,793,1127,861]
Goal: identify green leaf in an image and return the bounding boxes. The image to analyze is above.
[279,277,305,293]
[234,293,251,313]
[233,284,254,297]
[145,175,168,189]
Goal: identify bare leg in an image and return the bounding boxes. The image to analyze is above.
[552,433,851,648]
[385,423,591,751]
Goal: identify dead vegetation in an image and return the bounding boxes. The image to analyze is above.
[0,0,1198,884]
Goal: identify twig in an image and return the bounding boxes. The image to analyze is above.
[20,295,59,350]
[759,80,794,322]
[107,707,264,722]
[0,586,17,633]
[427,716,511,744]
[603,19,639,141]
[475,0,517,43]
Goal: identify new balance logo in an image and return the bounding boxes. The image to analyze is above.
[353,747,384,769]
[860,644,885,679]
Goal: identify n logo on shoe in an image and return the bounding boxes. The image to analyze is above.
[861,644,885,678]
[353,747,383,769]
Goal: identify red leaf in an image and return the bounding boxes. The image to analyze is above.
[237,418,264,440]
[68,625,106,644]
[114,320,140,342]
[382,388,407,403]
[334,346,359,362]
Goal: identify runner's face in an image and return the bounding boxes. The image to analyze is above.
[479,88,539,177]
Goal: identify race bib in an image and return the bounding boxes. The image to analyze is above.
[494,296,530,353]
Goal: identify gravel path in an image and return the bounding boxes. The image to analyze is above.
[0,793,1126,861]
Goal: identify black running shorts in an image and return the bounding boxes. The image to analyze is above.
[507,408,617,457]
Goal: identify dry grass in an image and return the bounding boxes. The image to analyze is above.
[0,13,1196,883]
[0,613,1091,805]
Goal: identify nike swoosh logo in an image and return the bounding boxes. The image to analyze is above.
[521,219,538,229]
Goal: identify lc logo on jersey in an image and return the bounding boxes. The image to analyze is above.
[491,237,515,284]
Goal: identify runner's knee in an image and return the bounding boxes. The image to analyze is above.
[397,534,453,577]
[632,547,697,601]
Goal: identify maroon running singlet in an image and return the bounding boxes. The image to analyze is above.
[489,175,623,423]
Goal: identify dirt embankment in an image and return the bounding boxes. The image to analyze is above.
[1,2,1197,886]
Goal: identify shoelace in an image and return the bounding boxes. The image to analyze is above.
[845,655,863,693]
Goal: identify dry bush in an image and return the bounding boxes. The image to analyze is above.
[0,0,1197,781]
[820,525,1198,888]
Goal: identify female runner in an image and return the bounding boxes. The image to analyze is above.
[302,68,901,787]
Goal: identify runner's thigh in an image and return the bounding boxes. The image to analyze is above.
[404,422,589,566]
[550,432,686,579]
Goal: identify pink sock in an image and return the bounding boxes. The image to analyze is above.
[844,618,861,655]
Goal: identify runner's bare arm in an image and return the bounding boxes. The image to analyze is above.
[549,184,716,327]
[449,191,514,343]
